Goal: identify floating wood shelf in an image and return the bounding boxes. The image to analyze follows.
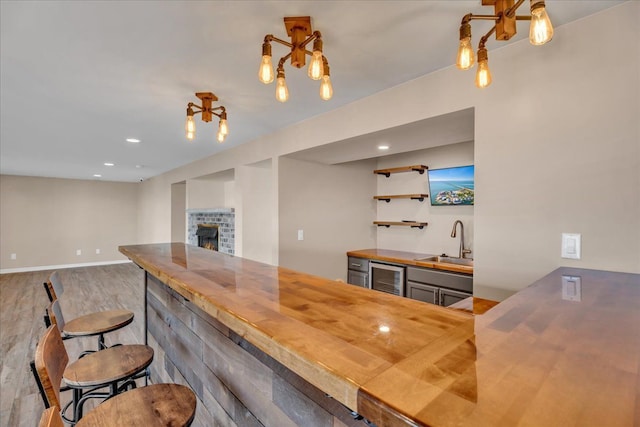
[373,165,428,177]
[374,221,428,229]
[374,194,429,203]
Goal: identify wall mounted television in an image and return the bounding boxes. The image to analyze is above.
[428,165,474,206]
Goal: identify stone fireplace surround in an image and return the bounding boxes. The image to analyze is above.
[186,208,235,255]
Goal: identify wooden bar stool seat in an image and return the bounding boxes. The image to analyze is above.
[40,382,196,427]
[76,383,196,426]
[63,344,153,388]
[44,270,135,352]
[48,300,133,352]
[33,325,154,425]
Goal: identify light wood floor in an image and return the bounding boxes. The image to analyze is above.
[0,263,144,427]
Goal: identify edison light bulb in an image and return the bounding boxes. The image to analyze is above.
[275,76,289,102]
[319,75,333,100]
[456,37,475,70]
[475,59,492,88]
[308,51,324,80]
[258,55,274,84]
[218,118,228,136]
[529,1,554,45]
[185,115,195,139]
[217,131,225,143]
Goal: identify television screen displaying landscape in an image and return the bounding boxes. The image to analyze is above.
[428,165,474,206]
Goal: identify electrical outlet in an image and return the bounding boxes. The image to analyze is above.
[96,249,101,254]
[76,249,82,256]
[562,275,582,302]
[10,253,16,260]
[561,233,581,259]
[297,229,304,241]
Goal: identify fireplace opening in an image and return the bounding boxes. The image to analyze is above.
[196,224,219,251]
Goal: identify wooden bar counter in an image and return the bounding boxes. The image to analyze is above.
[120,243,640,427]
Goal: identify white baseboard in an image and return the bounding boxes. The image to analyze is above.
[0,260,132,275]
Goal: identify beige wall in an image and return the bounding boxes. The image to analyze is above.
[278,157,377,280]
[0,175,138,271]
[131,3,639,298]
[170,182,186,242]
[186,178,227,210]
[238,160,277,265]
[472,3,640,299]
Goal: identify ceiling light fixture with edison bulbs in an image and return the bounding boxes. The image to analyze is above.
[259,16,333,102]
[185,92,228,142]
[456,0,554,88]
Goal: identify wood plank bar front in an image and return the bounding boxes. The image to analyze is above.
[120,243,640,427]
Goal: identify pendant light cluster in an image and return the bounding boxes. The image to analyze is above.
[258,16,333,102]
[456,0,554,88]
[185,92,228,142]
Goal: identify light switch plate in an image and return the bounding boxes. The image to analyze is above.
[562,275,581,302]
[297,229,304,241]
[561,233,581,259]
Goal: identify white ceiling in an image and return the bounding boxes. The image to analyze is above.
[0,1,624,182]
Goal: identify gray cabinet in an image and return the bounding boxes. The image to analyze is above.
[347,256,369,288]
[347,270,368,288]
[406,282,439,304]
[346,256,473,305]
[440,288,471,307]
[406,266,472,307]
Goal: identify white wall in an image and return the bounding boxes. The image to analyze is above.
[376,142,474,257]
[278,157,377,280]
[137,3,639,299]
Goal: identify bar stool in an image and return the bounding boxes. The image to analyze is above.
[39,381,196,427]
[47,299,133,356]
[32,325,154,425]
[43,271,134,351]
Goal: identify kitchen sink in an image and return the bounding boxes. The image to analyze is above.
[414,256,474,267]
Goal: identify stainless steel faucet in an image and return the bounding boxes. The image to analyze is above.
[451,220,472,259]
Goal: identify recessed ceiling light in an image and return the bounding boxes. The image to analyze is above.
[126,138,141,143]
[104,162,115,167]
[378,145,390,150]
[93,174,102,178]
[135,164,144,169]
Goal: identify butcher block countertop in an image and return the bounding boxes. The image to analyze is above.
[347,248,473,275]
[120,243,640,427]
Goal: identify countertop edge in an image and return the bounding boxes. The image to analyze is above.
[347,249,474,275]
